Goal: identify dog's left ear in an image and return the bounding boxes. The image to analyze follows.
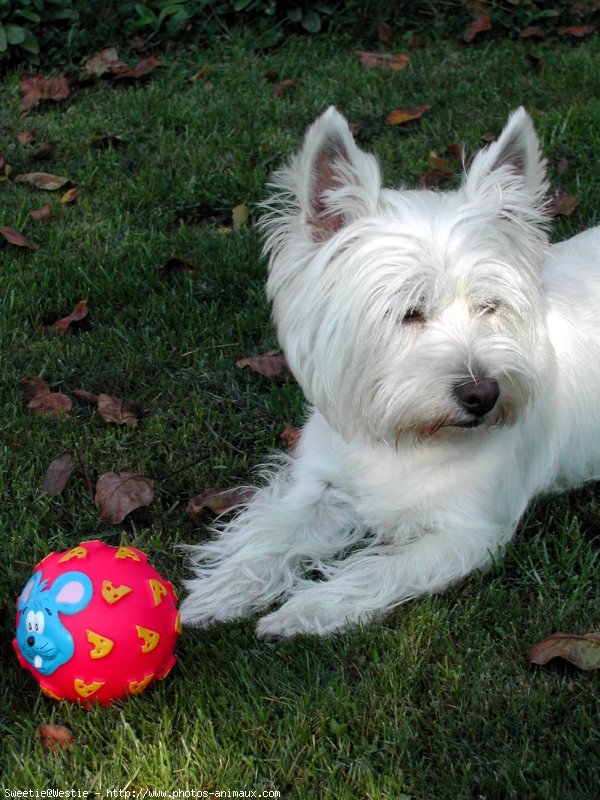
[293,107,381,241]
[465,107,547,209]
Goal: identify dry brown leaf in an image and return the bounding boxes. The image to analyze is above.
[41,452,74,496]
[30,204,52,223]
[273,79,298,98]
[428,152,450,170]
[387,104,431,126]
[90,134,127,150]
[520,26,546,40]
[556,158,569,175]
[355,52,409,71]
[20,76,69,113]
[232,204,250,230]
[463,14,492,43]
[15,172,71,191]
[527,632,600,670]
[548,189,579,217]
[35,724,75,752]
[60,188,82,205]
[85,47,130,77]
[17,129,35,145]
[236,350,293,382]
[20,376,72,419]
[73,388,100,404]
[374,19,394,44]
[95,472,154,523]
[54,300,88,335]
[0,226,40,250]
[187,487,256,518]
[280,424,301,453]
[113,56,162,81]
[97,394,143,427]
[418,168,454,189]
[559,25,596,38]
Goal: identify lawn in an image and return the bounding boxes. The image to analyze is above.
[1,23,600,799]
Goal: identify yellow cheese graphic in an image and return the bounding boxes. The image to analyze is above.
[74,678,104,698]
[101,580,132,605]
[136,625,160,653]
[115,546,141,561]
[41,686,62,701]
[148,578,167,606]
[86,629,114,659]
[128,673,154,694]
[58,546,88,562]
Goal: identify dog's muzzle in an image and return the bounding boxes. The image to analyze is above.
[453,377,500,422]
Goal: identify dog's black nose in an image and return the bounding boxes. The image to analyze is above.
[453,377,500,418]
[27,635,35,647]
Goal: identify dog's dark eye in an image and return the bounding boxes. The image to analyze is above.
[480,300,501,314]
[402,308,426,325]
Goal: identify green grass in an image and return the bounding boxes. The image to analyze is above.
[1,28,600,799]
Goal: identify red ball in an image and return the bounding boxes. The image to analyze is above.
[13,541,181,707]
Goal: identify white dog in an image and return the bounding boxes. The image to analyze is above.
[180,106,600,638]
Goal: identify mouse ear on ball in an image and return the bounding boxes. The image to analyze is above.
[268,107,382,243]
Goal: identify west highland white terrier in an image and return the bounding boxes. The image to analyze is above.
[180,106,600,638]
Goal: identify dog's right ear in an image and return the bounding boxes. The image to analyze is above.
[289,107,381,242]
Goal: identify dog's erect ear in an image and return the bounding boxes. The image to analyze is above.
[294,107,381,241]
[465,107,547,208]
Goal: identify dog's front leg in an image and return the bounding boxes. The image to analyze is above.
[179,411,365,628]
[256,518,512,638]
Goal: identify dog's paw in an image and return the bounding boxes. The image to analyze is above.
[256,594,358,639]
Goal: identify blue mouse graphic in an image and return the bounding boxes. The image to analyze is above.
[16,570,93,676]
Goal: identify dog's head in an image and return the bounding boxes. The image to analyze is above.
[261,107,552,444]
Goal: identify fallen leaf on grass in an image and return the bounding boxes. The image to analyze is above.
[53,299,88,334]
[41,452,74,496]
[85,47,130,77]
[187,487,256,518]
[158,256,195,278]
[273,79,298,97]
[527,632,600,670]
[0,226,39,250]
[232,204,250,230]
[15,172,71,191]
[35,724,74,752]
[520,26,545,40]
[559,25,596,38]
[463,14,492,43]
[556,158,569,175]
[20,75,69,113]
[17,129,35,145]
[374,19,394,44]
[20,376,72,419]
[236,350,293,382]
[30,141,57,162]
[90,134,127,150]
[30,205,52,223]
[355,52,409,71]
[387,104,431,126]
[0,155,11,181]
[95,472,154,523]
[428,152,449,170]
[418,168,454,189]
[548,190,579,217]
[60,188,82,205]
[113,56,162,81]
[280,424,301,453]
[74,389,143,427]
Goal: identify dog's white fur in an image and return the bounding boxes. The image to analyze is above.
[180,107,600,638]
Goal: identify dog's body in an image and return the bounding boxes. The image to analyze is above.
[180,107,600,637]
